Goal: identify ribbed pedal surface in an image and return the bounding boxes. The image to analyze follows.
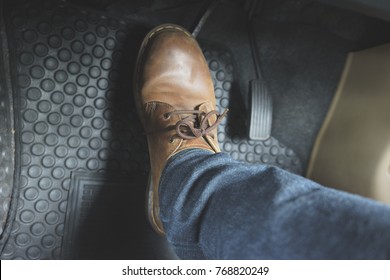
[249,79,272,140]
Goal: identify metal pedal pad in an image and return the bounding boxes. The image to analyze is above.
[248,79,272,140]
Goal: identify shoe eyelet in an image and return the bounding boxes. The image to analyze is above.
[163,113,171,120]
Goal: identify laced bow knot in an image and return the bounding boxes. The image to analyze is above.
[166,109,228,140]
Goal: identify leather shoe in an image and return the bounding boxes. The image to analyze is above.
[134,24,227,234]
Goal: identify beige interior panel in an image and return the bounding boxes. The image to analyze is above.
[307,44,390,204]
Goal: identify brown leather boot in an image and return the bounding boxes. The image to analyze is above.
[134,24,228,235]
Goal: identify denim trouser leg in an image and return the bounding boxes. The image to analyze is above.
[159,149,390,259]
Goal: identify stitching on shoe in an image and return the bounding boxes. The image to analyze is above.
[147,25,191,40]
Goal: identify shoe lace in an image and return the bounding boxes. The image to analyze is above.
[165,109,228,140]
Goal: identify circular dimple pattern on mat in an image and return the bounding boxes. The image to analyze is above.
[202,46,302,174]
[4,0,302,259]
[3,1,148,259]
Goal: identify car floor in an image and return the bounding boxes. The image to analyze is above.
[1,0,390,259]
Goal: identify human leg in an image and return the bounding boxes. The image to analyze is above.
[160,149,390,259]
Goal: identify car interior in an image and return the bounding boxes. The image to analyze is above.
[0,0,389,259]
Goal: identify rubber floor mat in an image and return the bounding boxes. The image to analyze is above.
[1,0,153,259]
[1,0,302,259]
[62,172,154,259]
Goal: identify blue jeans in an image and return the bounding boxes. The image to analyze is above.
[159,149,390,259]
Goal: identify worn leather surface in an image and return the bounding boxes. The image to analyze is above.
[134,24,221,234]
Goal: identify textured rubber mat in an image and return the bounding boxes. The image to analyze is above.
[1,0,301,259]
[62,172,154,259]
[1,0,153,259]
